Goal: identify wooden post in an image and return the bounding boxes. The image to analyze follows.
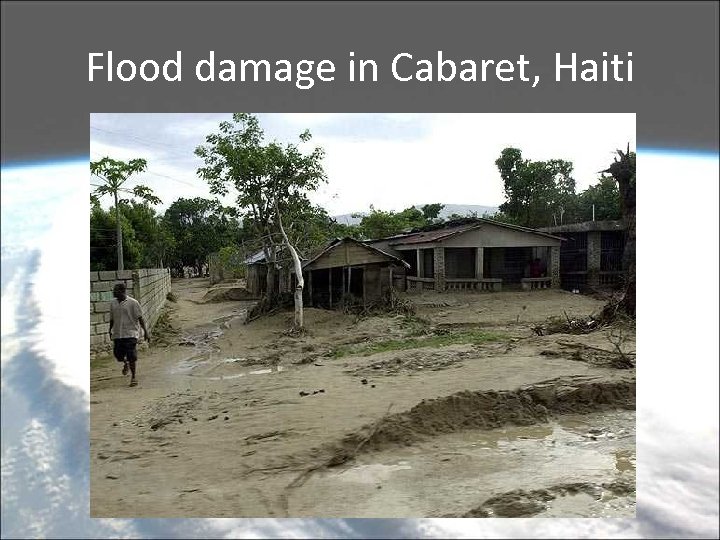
[329,268,333,307]
[416,249,422,277]
[348,266,352,295]
[308,270,313,307]
[475,247,484,279]
[362,265,367,306]
[342,266,346,297]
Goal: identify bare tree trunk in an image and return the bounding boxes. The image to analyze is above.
[275,198,304,329]
[265,248,277,304]
[603,146,635,318]
[114,191,124,271]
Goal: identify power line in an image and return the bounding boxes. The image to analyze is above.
[90,126,180,149]
[90,152,206,190]
[90,126,204,164]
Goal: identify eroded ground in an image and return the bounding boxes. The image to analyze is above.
[90,278,635,518]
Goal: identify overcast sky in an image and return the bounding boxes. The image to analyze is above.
[90,113,635,216]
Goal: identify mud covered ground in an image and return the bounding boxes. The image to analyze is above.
[90,278,635,518]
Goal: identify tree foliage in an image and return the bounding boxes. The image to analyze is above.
[496,148,577,228]
[353,204,446,239]
[577,176,622,222]
[195,113,327,304]
[90,157,160,270]
[90,202,142,271]
[162,197,242,272]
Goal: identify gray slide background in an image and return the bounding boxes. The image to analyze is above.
[1,1,718,163]
[1,2,718,539]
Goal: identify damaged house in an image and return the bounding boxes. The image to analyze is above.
[248,218,565,310]
[369,218,564,292]
[245,246,297,298]
[300,237,410,308]
[539,220,626,292]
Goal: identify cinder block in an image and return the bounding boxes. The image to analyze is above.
[90,271,99,282]
[117,270,133,280]
[96,323,110,334]
[99,271,117,281]
[100,291,114,301]
[91,313,104,324]
[95,301,110,313]
[90,292,100,302]
[91,281,113,292]
[91,334,107,346]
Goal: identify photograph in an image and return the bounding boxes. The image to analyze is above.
[89,113,637,518]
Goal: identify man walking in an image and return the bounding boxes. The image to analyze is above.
[108,283,149,387]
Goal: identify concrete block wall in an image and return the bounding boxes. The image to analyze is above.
[550,246,561,288]
[133,268,172,332]
[90,268,171,354]
[586,231,602,287]
[433,247,446,291]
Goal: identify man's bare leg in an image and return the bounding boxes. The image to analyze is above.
[122,362,129,376]
[129,360,137,386]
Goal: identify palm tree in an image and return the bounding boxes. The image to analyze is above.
[90,157,160,271]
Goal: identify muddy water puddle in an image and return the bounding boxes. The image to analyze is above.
[289,410,635,518]
[171,354,287,381]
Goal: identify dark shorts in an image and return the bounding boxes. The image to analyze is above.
[113,338,138,362]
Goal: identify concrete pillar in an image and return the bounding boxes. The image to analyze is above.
[587,231,601,287]
[433,246,445,291]
[416,249,422,277]
[550,246,561,288]
[475,247,484,279]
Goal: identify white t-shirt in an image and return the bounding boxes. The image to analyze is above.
[110,296,143,339]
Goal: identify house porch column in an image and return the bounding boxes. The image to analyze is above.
[550,246,561,288]
[433,246,445,291]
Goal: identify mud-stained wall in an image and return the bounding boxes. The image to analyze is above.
[90,268,171,356]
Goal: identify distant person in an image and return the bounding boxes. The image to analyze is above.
[108,283,149,387]
[530,258,543,278]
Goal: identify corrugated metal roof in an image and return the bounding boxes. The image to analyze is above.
[301,237,410,270]
[245,249,269,265]
[387,222,482,245]
[387,218,564,245]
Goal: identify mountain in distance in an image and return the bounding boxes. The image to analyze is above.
[333,203,499,226]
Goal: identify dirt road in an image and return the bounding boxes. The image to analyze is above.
[90,279,635,518]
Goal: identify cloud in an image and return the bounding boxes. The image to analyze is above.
[89,113,636,216]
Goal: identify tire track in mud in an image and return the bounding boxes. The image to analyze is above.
[279,375,635,514]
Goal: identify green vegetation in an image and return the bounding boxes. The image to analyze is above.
[330,329,507,358]
[90,114,626,299]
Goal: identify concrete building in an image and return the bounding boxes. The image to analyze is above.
[370,218,563,292]
[540,220,626,291]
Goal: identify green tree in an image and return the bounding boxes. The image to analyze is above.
[195,113,326,307]
[495,148,577,228]
[355,206,409,239]
[420,203,445,223]
[122,201,175,268]
[90,202,142,271]
[354,203,447,239]
[163,197,242,274]
[577,176,622,221]
[90,157,160,270]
